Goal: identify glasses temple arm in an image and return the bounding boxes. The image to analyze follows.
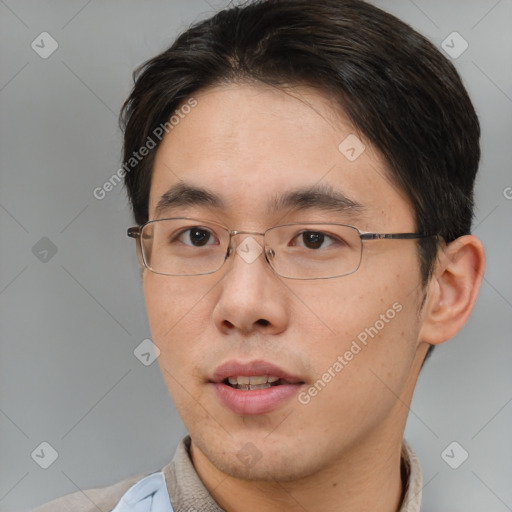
[359,233,437,240]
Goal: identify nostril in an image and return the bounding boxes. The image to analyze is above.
[256,319,269,326]
[222,320,235,329]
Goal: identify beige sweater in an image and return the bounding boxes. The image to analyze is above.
[31,437,422,511]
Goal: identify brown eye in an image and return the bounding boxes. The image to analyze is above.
[177,228,213,246]
[301,231,325,249]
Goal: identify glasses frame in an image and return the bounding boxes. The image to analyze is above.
[127,217,436,280]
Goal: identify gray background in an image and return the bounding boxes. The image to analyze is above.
[0,1,511,510]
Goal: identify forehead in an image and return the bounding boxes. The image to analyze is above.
[149,83,414,229]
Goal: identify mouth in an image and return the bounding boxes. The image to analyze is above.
[209,360,305,415]
[223,375,300,390]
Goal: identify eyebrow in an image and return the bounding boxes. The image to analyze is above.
[154,182,225,217]
[154,182,364,218]
[268,183,364,216]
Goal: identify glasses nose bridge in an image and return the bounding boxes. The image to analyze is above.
[226,229,274,267]
[230,229,265,237]
[228,229,267,248]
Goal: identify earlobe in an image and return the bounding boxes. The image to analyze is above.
[419,235,485,345]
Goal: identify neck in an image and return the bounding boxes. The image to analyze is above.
[191,423,406,512]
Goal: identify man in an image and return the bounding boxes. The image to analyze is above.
[34,0,485,510]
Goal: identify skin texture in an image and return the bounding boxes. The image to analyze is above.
[142,84,485,512]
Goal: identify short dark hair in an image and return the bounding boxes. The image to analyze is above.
[120,0,480,294]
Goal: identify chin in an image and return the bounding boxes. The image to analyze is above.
[192,428,326,482]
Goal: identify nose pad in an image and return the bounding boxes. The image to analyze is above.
[224,235,273,269]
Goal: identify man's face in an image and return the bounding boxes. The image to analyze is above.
[144,84,427,480]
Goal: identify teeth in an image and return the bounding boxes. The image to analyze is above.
[237,383,272,390]
[226,375,281,388]
[250,376,268,385]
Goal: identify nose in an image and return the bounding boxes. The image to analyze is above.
[212,234,290,335]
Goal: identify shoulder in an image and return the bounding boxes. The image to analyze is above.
[30,473,145,512]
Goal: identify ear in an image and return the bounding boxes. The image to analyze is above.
[419,235,485,345]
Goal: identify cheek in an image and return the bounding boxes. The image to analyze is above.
[294,257,422,388]
[292,286,421,443]
[144,273,210,333]
[143,274,213,374]
[143,275,219,420]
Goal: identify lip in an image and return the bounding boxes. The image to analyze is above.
[209,359,304,415]
[210,360,303,384]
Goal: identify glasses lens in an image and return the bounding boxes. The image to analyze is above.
[266,224,362,279]
[140,219,229,275]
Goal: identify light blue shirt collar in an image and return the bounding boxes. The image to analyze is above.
[111,472,174,512]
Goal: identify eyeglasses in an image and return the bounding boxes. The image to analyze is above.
[127,217,435,280]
